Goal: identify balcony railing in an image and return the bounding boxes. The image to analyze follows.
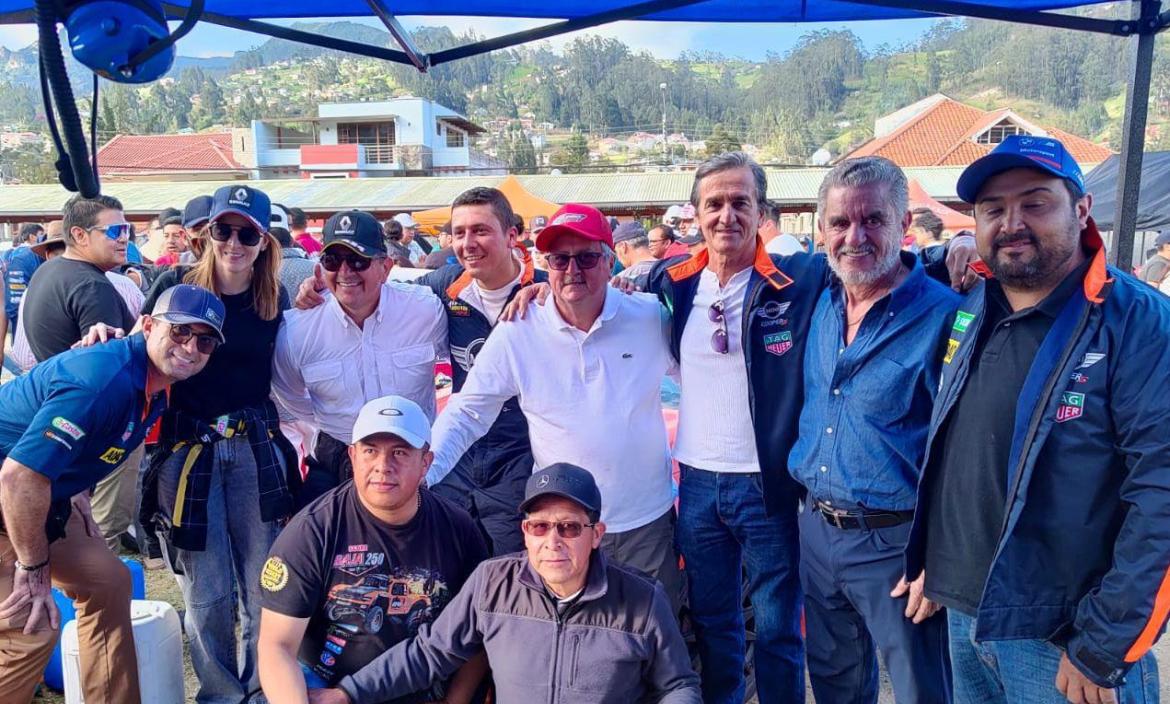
[362,144,398,165]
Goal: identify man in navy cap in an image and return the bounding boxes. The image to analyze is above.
[0,284,224,703]
[1140,230,1170,288]
[905,135,1170,704]
[272,210,447,504]
[311,463,701,704]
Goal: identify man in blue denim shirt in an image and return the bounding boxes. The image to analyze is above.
[789,156,959,703]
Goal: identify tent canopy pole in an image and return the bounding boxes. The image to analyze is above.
[1111,0,1162,269]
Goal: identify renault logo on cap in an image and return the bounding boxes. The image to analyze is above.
[378,408,403,416]
[338,216,354,234]
[229,187,251,207]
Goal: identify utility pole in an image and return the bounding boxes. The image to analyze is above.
[660,82,668,166]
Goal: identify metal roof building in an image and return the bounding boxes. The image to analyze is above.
[0,167,969,223]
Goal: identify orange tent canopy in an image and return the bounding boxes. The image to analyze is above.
[412,175,560,232]
[908,179,975,233]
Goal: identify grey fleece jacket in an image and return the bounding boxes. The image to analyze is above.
[338,550,701,704]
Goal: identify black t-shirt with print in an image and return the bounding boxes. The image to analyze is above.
[261,483,488,698]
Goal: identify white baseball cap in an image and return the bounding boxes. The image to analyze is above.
[270,203,290,231]
[351,396,431,448]
[661,204,684,225]
[392,213,418,229]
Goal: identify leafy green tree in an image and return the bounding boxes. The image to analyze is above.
[705,124,742,157]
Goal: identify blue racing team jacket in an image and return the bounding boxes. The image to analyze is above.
[905,221,1170,688]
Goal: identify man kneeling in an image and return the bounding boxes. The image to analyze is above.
[310,463,701,704]
[258,396,489,703]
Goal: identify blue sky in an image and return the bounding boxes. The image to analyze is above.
[0,15,940,61]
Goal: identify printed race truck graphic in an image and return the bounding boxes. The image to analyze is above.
[325,572,440,634]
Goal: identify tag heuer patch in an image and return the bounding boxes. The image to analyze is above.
[1055,391,1085,423]
[763,331,793,356]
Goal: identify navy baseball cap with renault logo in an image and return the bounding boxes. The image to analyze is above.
[151,284,226,343]
[956,135,1086,204]
[323,210,386,258]
[210,185,272,232]
[519,463,602,522]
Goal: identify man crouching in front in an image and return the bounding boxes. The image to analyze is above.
[308,463,702,704]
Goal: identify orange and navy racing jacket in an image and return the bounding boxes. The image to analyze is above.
[905,220,1170,687]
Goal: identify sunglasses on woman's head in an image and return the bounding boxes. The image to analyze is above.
[210,223,263,246]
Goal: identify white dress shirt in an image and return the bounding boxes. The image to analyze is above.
[429,288,677,533]
[673,267,762,473]
[272,282,448,444]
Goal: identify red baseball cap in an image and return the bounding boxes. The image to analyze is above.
[535,204,614,252]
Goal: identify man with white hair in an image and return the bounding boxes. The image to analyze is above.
[788,156,959,702]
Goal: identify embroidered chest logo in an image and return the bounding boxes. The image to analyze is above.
[758,301,792,328]
[1077,353,1105,370]
[952,311,975,334]
[447,300,471,317]
[763,331,793,357]
[1055,392,1085,423]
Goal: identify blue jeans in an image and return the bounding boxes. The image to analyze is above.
[677,465,804,704]
[159,436,283,704]
[948,610,1160,704]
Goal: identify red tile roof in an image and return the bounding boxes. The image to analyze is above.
[97,132,245,175]
[847,95,1112,167]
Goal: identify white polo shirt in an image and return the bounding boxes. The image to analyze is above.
[673,267,761,473]
[272,282,448,444]
[429,287,677,533]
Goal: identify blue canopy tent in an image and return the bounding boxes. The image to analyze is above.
[0,0,1166,266]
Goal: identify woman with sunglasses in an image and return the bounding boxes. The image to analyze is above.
[140,184,298,704]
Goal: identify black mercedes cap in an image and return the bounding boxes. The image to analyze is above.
[323,210,386,258]
[519,463,602,522]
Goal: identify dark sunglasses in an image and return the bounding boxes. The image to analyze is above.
[210,223,263,246]
[168,323,220,355]
[320,251,376,273]
[546,252,605,271]
[522,520,596,539]
[709,300,729,355]
[88,223,132,240]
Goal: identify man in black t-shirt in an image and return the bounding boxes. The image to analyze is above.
[258,395,488,704]
[22,194,135,362]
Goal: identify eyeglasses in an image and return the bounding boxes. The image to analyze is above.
[320,250,376,273]
[709,300,729,355]
[88,223,132,240]
[167,323,220,355]
[210,223,263,247]
[522,520,596,539]
[545,252,605,271]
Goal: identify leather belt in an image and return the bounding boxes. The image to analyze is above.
[815,500,913,530]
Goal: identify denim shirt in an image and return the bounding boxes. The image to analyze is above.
[788,253,960,511]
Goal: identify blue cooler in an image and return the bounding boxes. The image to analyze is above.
[43,557,146,691]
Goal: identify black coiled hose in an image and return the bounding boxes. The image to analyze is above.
[35,0,101,197]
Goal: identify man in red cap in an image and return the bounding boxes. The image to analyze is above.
[427,203,684,610]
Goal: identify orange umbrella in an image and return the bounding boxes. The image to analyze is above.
[908,179,975,233]
[412,176,560,231]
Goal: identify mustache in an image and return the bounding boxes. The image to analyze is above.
[838,244,876,256]
[993,230,1038,249]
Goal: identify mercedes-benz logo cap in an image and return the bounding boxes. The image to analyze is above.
[323,210,387,258]
[351,395,430,448]
[519,463,602,522]
[150,284,227,343]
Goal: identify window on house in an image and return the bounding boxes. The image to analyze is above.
[977,121,1025,145]
[436,120,444,137]
[446,128,465,148]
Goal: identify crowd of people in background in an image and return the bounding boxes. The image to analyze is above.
[0,137,1168,704]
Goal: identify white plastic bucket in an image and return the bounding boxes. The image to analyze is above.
[61,599,184,704]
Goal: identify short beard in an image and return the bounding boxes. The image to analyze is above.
[828,240,901,288]
[987,224,1080,290]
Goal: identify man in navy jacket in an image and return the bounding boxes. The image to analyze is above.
[905,135,1169,704]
